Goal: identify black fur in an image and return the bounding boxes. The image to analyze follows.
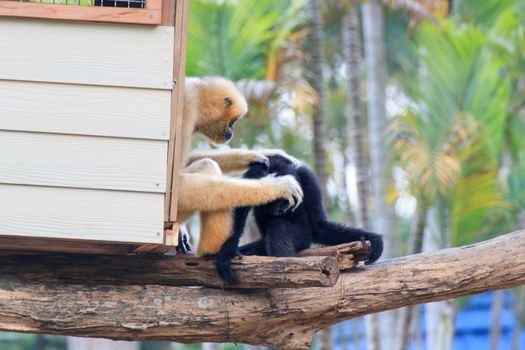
[214,155,384,284]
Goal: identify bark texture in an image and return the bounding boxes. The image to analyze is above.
[308,0,330,207]
[343,4,369,230]
[0,230,524,349]
[0,253,343,289]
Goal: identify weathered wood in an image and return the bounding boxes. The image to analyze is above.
[165,0,188,222]
[0,254,340,289]
[299,241,368,257]
[0,1,162,25]
[299,241,370,270]
[0,236,168,255]
[0,230,523,349]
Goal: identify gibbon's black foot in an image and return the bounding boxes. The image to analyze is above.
[214,249,243,285]
[362,232,384,265]
[176,226,192,254]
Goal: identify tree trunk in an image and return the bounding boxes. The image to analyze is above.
[308,0,330,209]
[424,209,456,350]
[361,0,397,257]
[343,4,368,230]
[0,230,523,349]
[361,1,398,349]
[397,203,428,350]
[343,6,380,349]
[425,300,456,350]
[490,290,504,350]
[308,1,332,344]
[414,306,423,350]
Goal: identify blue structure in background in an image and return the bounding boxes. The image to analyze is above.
[333,291,524,350]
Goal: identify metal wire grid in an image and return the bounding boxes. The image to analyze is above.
[10,0,146,8]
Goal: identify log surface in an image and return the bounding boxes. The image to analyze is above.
[0,253,341,289]
[0,230,524,349]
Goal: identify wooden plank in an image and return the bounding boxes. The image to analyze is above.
[0,184,164,243]
[0,1,161,25]
[160,0,175,25]
[0,237,171,255]
[0,18,174,89]
[0,236,145,255]
[0,80,171,140]
[165,0,188,222]
[0,131,167,193]
[145,0,162,11]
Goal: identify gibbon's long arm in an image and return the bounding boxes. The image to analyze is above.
[177,173,303,217]
[187,149,268,174]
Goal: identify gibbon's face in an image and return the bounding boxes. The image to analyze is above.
[195,78,248,144]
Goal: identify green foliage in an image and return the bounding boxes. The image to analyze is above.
[452,0,517,29]
[392,11,521,245]
[186,0,305,81]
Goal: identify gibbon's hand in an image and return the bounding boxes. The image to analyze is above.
[244,160,270,179]
[262,174,303,212]
[361,232,384,265]
[257,149,302,168]
[251,153,271,168]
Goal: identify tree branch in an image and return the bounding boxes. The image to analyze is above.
[0,230,524,349]
[0,254,342,289]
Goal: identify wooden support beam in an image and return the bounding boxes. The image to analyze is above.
[0,253,343,289]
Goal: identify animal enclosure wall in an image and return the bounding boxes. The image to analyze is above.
[0,0,188,253]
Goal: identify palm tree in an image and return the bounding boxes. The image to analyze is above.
[307,0,330,209]
[361,1,400,349]
[343,2,368,230]
[390,7,517,346]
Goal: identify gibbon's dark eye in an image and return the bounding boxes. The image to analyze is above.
[229,118,238,128]
[224,97,233,107]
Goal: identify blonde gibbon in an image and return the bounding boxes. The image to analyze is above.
[178,77,303,257]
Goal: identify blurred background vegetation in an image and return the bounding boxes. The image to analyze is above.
[2,0,524,349]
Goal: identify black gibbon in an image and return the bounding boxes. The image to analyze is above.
[215,155,384,284]
[178,77,303,257]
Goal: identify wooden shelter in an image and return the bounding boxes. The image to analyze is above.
[0,0,188,254]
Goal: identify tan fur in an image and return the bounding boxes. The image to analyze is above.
[178,77,303,256]
[197,209,232,256]
[187,149,267,174]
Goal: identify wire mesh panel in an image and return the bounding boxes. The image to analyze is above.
[5,0,146,8]
[94,0,145,8]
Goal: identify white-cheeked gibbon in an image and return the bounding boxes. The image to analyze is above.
[177,76,304,257]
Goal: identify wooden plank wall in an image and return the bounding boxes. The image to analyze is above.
[0,17,175,245]
[0,18,173,88]
[0,81,171,139]
[0,185,164,243]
